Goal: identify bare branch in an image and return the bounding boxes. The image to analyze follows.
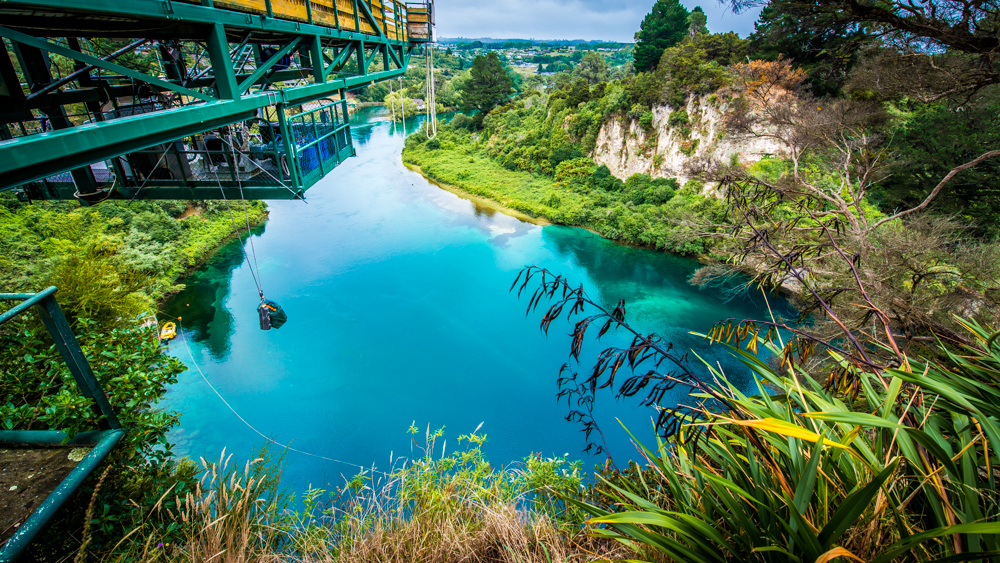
[868,149,1000,232]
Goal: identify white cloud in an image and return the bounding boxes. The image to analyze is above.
[434,0,762,42]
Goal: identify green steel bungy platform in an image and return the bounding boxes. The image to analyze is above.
[0,288,126,562]
[0,0,436,201]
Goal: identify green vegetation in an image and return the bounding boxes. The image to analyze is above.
[398,1,1000,554]
[874,98,1000,239]
[383,90,419,121]
[1,317,197,558]
[112,425,635,562]
[4,0,1000,560]
[404,118,725,255]
[0,196,266,305]
[0,194,266,559]
[587,316,1000,561]
[460,52,514,125]
[632,0,691,72]
[511,263,1000,561]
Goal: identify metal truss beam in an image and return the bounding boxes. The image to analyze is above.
[0,0,426,195]
[0,68,406,187]
[237,37,301,94]
[0,27,215,102]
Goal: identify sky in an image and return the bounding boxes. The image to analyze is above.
[434,0,764,43]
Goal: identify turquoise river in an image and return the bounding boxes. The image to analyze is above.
[162,108,789,492]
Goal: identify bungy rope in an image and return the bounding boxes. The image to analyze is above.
[425,44,437,139]
[399,76,405,125]
[176,320,392,477]
[388,80,397,128]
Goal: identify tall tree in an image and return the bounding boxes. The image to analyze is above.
[688,6,709,36]
[460,52,513,123]
[633,0,691,72]
[573,51,610,85]
[748,0,868,96]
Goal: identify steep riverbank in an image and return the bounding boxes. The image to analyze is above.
[401,135,727,258]
[164,201,269,299]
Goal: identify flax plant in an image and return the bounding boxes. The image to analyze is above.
[578,322,1000,561]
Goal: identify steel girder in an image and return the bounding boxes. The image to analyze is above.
[0,69,399,189]
[0,0,424,197]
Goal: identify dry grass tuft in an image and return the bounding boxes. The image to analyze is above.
[106,435,631,563]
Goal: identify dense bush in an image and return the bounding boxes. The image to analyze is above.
[0,196,267,558]
[0,312,198,558]
[874,97,1000,240]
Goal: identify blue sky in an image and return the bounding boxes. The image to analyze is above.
[435,0,763,42]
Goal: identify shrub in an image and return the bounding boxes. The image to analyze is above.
[625,173,677,205]
[591,164,625,192]
[554,158,597,192]
[668,108,689,127]
[448,112,473,129]
[638,111,655,132]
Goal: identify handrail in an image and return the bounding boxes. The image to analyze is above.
[0,287,122,429]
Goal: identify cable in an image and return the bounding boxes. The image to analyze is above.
[176,320,389,475]
[226,128,263,288]
[399,76,405,125]
[425,44,437,140]
[213,171,263,294]
[216,131,307,202]
[127,144,174,205]
[388,80,396,127]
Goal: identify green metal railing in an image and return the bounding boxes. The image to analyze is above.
[0,287,125,562]
[288,98,355,187]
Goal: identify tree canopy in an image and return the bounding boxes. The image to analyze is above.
[688,6,708,36]
[573,51,610,85]
[460,52,513,122]
[748,0,868,96]
[633,0,691,72]
[739,0,1000,94]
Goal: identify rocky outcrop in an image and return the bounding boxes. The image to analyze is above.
[591,96,785,187]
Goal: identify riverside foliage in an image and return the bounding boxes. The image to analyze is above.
[403,113,726,256]
[0,194,266,558]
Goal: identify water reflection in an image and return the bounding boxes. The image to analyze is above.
[541,226,793,392]
[163,226,265,359]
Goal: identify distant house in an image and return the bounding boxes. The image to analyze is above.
[413,98,426,110]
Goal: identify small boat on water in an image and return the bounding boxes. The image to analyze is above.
[160,322,177,342]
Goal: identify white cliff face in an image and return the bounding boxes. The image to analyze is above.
[591,96,785,187]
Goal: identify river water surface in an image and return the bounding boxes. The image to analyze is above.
[162,109,786,492]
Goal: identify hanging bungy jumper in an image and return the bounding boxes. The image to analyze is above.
[258,292,287,330]
[213,126,289,331]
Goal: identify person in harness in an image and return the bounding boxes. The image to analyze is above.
[258,291,288,330]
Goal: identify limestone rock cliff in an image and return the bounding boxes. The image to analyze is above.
[591,96,785,187]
